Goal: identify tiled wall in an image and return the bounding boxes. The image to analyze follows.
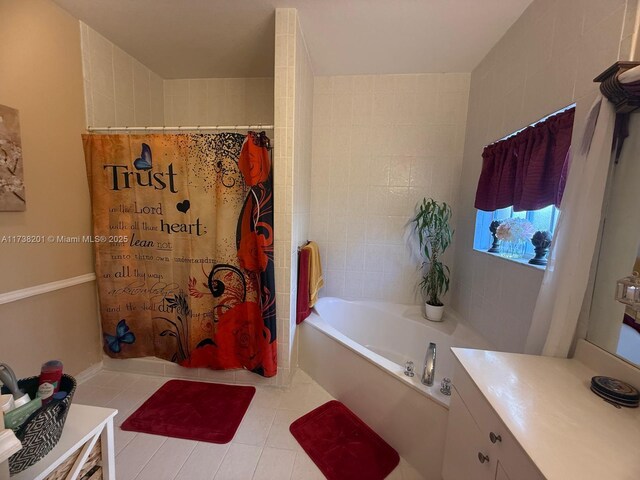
[163,77,274,126]
[272,8,314,385]
[80,22,274,129]
[309,74,470,304]
[80,22,164,127]
[451,0,637,353]
[289,13,315,371]
[273,8,295,386]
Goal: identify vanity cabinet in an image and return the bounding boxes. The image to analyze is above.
[442,363,543,480]
[442,388,493,480]
[443,346,640,480]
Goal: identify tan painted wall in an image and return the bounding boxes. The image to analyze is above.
[0,0,101,376]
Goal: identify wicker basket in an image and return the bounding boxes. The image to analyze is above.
[1,374,76,475]
[44,437,102,480]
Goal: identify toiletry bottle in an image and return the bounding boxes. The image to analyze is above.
[37,360,63,405]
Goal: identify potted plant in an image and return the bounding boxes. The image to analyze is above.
[412,198,454,322]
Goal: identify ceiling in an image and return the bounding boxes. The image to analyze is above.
[53,0,533,79]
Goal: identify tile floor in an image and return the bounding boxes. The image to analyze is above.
[75,368,424,480]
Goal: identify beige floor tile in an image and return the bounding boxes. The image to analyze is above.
[398,459,425,479]
[213,443,261,480]
[78,386,123,407]
[77,368,421,480]
[273,408,306,426]
[265,420,302,452]
[291,452,325,480]
[107,388,150,415]
[252,446,296,480]
[114,427,137,455]
[115,433,166,480]
[279,384,311,410]
[126,375,167,394]
[291,368,314,385]
[232,406,277,446]
[250,386,284,409]
[135,437,197,480]
[80,371,122,389]
[174,442,230,480]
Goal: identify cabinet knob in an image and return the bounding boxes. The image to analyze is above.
[489,432,502,444]
[478,452,490,464]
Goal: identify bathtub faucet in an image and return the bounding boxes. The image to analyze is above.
[421,342,436,386]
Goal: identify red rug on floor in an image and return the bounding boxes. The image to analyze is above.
[121,379,255,443]
[290,400,400,480]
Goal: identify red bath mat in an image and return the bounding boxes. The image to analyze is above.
[290,400,400,480]
[121,379,255,443]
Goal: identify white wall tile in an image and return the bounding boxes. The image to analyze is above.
[133,61,152,125]
[92,91,116,126]
[113,47,134,107]
[80,22,164,127]
[163,76,274,127]
[115,102,135,126]
[310,73,470,304]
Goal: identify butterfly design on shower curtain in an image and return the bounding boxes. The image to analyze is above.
[104,319,136,353]
[133,143,152,170]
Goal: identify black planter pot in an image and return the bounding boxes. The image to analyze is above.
[529,246,549,265]
[488,235,500,253]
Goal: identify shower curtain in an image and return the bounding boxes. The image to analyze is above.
[83,132,276,377]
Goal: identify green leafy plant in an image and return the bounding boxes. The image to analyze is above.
[412,198,454,307]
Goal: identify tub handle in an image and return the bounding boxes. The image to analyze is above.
[404,361,415,377]
[440,377,452,396]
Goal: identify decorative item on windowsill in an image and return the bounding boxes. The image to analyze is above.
[495,218,534,259]
[529,230,552,266]
[412,198,453,322]
[488,220,502,253]
[615,271,640,310]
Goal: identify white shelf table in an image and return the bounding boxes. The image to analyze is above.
[10,404,117,480]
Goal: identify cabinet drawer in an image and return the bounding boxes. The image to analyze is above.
[452,364,544,480]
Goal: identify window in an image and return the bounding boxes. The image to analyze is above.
[473,205,559,259]
[473,106,575,266]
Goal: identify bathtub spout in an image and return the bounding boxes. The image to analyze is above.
[421,342,437,386]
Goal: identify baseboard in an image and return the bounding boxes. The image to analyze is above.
[100,355,289,387]
[74,361,103,384]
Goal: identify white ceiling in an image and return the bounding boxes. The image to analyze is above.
[53,0,533,78]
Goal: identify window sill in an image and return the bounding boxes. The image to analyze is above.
[473,248,546,271]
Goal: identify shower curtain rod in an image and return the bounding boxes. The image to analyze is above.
[86,124,274,132]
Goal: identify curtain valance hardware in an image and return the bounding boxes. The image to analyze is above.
[594,61,640,160]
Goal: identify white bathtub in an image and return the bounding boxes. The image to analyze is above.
[299,297,492,479]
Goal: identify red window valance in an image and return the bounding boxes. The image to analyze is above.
[474,107,575,212]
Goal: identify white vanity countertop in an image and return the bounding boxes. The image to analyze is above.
[452,348,640,480]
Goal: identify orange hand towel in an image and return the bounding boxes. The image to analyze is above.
[303,241,324,307]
